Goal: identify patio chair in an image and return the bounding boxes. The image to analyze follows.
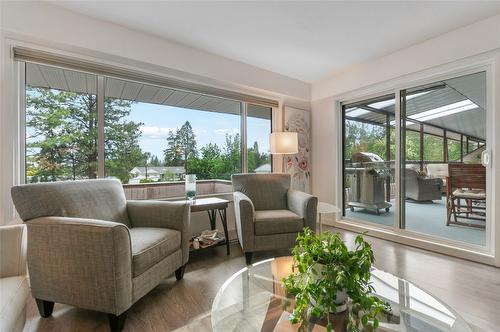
[11,179,190,332]
[405,169,443,202]
[446,164,486,228]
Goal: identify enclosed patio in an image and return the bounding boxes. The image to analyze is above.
[342,71,487,247]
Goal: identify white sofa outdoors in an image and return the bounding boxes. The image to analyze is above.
[0,224,29,332]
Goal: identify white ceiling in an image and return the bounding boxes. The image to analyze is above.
[50,1,500,83]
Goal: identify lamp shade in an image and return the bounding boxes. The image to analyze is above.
[270,132,298,154]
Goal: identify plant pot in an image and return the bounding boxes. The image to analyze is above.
[311,263,348,313]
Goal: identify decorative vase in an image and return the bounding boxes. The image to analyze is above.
[185,174,196,203]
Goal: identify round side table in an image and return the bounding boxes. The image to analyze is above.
[317,202,341,233]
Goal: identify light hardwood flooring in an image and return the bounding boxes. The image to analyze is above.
[23,227,500,332]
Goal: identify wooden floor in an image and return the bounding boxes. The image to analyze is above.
[23,227,500,332]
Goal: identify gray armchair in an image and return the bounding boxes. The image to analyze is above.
[405,169,443,201]
[232,174,317,264]
[11,179,190,332]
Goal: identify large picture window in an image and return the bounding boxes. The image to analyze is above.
[26,64,99,182]
[24,63,273,190]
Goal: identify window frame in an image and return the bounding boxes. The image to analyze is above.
[21,61,274,184]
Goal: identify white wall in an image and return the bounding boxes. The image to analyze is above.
[312,14,500,101]
[0,1,311,225]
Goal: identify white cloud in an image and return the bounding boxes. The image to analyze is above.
[214,128,239,135]
[140,126,176,139]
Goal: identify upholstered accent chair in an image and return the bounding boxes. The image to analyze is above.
[11,179,190,332]
[232,174,318,264]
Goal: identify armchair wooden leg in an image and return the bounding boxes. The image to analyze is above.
[245,252,253,265]
[175,264,187,280]
[35,299,54,318]
[108,312,127,332]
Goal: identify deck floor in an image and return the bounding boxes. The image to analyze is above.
[345,197,486,246]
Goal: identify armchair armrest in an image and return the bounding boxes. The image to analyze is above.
[0,224,26,278]
[233,191,255,251]
[287,190,318,231]
[26,216,132,315]
[127,200,190,264]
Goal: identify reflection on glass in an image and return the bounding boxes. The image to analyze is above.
[247,104,272,173]
[211,257,472,332]
[343,95,395,226]
[25,63,98,182]
[403,71,487,247]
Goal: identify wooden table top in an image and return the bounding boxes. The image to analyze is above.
[185,197,229,212]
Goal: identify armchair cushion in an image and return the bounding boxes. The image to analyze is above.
[130,228,181,277]
[11,179,130,226]
[232,174,290,210]
[254,210,303,236]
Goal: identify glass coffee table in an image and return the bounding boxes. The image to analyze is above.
[211,257,471,332]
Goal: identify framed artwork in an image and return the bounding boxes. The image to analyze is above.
[284,106,311,193]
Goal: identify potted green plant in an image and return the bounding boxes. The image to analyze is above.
[283,228,390,332]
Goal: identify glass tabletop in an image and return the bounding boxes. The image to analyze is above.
[211,257,471,332]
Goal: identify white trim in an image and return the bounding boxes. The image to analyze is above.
[395,89,402,231]
[335,54,498,266]
[333,218,495,266]
[18,62,26,184]
[97,76,105,178]
[241,102,248,173]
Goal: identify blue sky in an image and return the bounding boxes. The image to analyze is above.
[127,102,271,159]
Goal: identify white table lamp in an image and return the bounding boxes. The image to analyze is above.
[270,132,298,172]
[270,132,298,154]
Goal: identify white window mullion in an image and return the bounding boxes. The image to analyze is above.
[241,102,248,173]
[97,76,105,178]
[19,62,27,184]
[395,89,402,231]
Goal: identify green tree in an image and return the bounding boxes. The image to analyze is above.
[222,133,241,177]
[26,88,145,183]
[163,121,197,173]
[149,155,162,166]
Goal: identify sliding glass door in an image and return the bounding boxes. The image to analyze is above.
[401,72,487,246]
[342,94,395,227]
[342,70,489,250]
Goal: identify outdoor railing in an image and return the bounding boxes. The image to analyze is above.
[122,179,233,200]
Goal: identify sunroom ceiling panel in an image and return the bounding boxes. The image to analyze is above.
[150,88,175,104]
[121,81,143,100]
[445,72,486,110]
[248,104,271,120]
[105,78,125,99]
[425,108,485,140]
[26,63,47,88]
[188,95,214,109]
[204,97,226,111]
[85,74,97,95]
[24,63,255,118]
[217,100,241,116]
[64,69,89,94]
[163,90,188,105]
[175,93,201,108]
[135,84,160,103]
[39,66,69,91]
